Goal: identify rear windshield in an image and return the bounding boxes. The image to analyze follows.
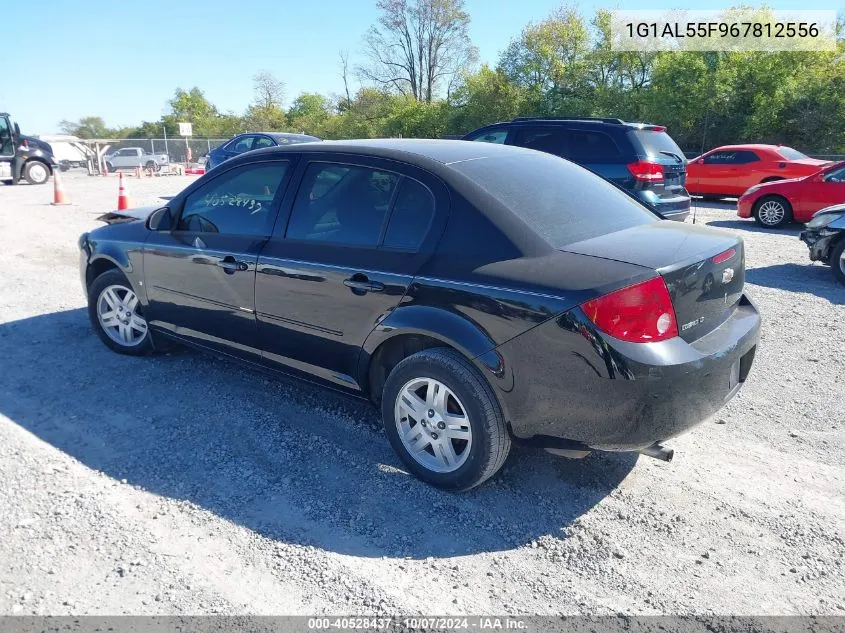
[452,151,658,248]
[629,129,685,161]
[777,147,809,160]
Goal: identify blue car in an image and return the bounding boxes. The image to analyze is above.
[206,132,319,170]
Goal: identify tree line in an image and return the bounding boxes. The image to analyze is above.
[60,1,845,154]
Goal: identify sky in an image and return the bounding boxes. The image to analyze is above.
[3,0,843,134]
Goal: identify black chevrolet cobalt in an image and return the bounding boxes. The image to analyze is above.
[79,140,760,490]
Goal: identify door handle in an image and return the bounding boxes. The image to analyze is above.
[217,256,249,273]
[343,275,385,292]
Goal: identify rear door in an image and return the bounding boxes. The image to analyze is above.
[255,154,447,389]
[143,159,295,360]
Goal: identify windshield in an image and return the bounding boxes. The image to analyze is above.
[777,147,809,160]
[452,151,658,248]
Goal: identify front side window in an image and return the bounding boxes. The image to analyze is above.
[0,118,11,156]
[467,129,508,144]
[229,136,256,154]
[824,166,845,182]
[286,163,399,246]
[177,162,289,235]
[253,136,275,149]
[704,151,738,165]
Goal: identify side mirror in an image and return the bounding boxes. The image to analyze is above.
[695,158,703,165]
[14,123,20,136]
[147,207,173,231]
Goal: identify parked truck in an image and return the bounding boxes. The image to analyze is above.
[0,112,58,185]
[104,147,169,172]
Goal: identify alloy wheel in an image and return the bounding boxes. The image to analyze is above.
[757,200,785,226]
[394,378,473,473]
[97,284,148,347]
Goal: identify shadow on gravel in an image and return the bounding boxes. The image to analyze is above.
[0,309,636,558]
[705,219,803,236]
[746,263,843,305]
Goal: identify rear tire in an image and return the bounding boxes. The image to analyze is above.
[88,269,152,356]
[830,238,845,285]
[381,348,510,491]
[23,161,50,185]
[753,195,793,228]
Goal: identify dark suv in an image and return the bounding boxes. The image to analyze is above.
[463,117,690,222]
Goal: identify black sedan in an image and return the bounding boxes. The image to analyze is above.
[79,140,760,491]
[206,132,319,170]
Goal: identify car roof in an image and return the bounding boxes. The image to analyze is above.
[707,144,789,152]
[247,138,529,166]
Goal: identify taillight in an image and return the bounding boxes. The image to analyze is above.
[627,160,664,182]
[711,248,736,265]
[581,277,678,343]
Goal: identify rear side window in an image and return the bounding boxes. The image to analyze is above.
[629,129,685,161]
[777,147,809,160]
[453,152,656,248]
[286,163,399,246]
[565,131,621,161]
[511,128,566,156]
[383,179,435,250]
[253,136,275,149]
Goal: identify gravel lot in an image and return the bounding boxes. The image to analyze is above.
[0,171,843,617]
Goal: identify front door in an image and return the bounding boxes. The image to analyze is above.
[143,159,294,360]
[255,157,442,389]
[798,165,845,218]
[0,117,13,180]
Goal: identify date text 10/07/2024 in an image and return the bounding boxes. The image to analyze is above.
[625,22,820,39]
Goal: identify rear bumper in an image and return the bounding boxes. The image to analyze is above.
[486,294,761,451]
[636,192,691,223]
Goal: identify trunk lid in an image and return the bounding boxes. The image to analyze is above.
[563,222,745,342]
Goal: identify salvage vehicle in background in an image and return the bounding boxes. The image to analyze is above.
[78,140,760,491]
[206,132,320,170]
[0,112,58,185]
[687,144,829,198]
[104,147,169,172]
[463,117,691,222]
[800,203,845,284]
[737,161,845,228]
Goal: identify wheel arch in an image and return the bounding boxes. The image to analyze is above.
[358,305,503,406]
[85,252,132,289]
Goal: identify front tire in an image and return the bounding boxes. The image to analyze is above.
[23,161,50,185]
[88,269,152,355]
[753,195,793,228]
[381,348,511,491]
[830,238,845,285]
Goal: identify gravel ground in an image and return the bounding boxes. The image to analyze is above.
[0,172,843,617]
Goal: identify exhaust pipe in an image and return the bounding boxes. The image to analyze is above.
[639,442,674,462]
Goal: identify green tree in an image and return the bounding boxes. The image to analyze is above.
[447,65,527,133]
[58,116,113,138]
[243,72,288,131]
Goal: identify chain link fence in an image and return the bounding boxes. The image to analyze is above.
[102,138,229,163]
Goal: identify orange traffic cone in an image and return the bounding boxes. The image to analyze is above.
[117,172,130,210]
[51,169,71,206]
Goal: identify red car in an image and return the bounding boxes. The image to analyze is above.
[687,144,829,198]
[737,161,845,228]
